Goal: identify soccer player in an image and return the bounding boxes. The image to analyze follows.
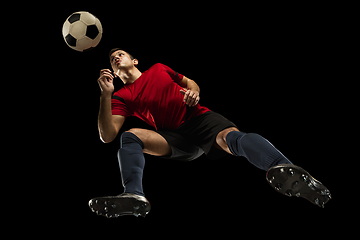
[88,48,331,218]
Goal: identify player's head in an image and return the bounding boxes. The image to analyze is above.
[109,48,138,73]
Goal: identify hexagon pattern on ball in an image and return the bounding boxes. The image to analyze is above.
[62,11,103,52]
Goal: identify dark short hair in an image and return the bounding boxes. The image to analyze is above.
[109,48,135,60]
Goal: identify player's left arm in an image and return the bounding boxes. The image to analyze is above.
[179,76,200,107]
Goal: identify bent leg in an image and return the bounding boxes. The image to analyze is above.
[118,129,172,197]
[118,132,145,196]
[127,128,171,156]
[89,129,170,217]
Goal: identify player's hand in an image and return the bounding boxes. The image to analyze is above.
[98,69,115,96]
[180,89,200,107]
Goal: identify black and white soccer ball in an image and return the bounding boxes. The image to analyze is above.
[62,11,103,52]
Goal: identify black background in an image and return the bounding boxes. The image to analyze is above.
[26,2,345,237]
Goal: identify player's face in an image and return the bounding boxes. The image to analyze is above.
[110,50,135,72]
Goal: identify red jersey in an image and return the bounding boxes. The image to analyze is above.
[111,63,210,130]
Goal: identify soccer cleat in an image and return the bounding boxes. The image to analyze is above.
[88,193,151,218]
[266,164,331,208]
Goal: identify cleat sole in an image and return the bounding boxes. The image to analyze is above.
[266,164,331,208]
[88,193,151,218]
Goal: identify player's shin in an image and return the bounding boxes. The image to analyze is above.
[226,131,292,171]
[117,132,146,196]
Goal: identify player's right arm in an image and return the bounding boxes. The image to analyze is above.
[97,69,125,143]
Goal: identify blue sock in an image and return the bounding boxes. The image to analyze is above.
[226,131,292,171]
[117,132,145,196]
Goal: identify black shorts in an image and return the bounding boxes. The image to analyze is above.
[157,111,237,161]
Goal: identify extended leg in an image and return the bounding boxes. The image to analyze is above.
[216,128,292,171]
[216,128,331,208]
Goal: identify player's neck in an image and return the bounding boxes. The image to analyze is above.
[119,67,142,84]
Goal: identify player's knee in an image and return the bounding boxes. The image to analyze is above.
[121,129,145,149]
[125,128,148,145]
[216,127,240,145]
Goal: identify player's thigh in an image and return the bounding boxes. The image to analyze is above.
[126,128,171,156]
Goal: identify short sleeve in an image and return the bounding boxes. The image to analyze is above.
[111,95,130,117]
[161,64,184,83]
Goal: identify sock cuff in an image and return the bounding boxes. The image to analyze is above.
[121,132,145,149]
[226,131,247,156]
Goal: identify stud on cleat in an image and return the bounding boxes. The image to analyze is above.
[314,198,325,208]
[321,189,330,196]
[308,182,316,191]
[288,168,295,176]
[275,183,282,191]
[268,176,275,184]
[285,190,293,197]
[301,174,309,183]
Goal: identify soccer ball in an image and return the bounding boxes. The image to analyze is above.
[62,11,103,52]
